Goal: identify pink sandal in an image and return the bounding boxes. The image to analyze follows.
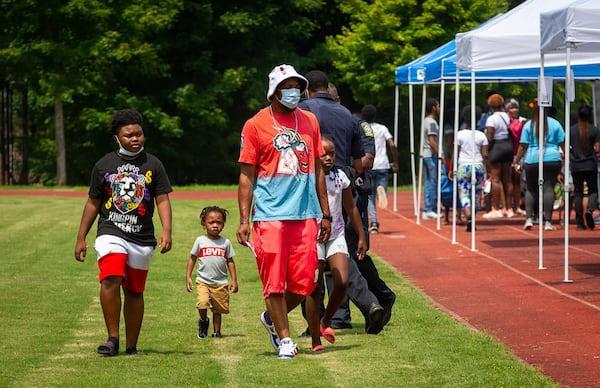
[312,344,327,352]
[320,325,336,344]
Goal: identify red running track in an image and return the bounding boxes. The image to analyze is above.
[371,190,600,387]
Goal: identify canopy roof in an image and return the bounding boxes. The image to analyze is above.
[395,39,600,85]
[541,0,600,58]
[455,0,599,72]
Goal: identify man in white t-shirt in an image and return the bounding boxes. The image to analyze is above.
[420,98,442,219]
[361,104,399,233]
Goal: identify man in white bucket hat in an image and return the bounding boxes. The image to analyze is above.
[236,64,331,359]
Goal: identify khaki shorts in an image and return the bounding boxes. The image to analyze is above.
[195,280,230,314]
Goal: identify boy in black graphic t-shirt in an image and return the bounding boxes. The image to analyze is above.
[74,109,172,356]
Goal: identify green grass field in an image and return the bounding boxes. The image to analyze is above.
[0,194,557,387]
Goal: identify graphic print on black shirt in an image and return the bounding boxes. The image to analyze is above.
[91,152,172,246]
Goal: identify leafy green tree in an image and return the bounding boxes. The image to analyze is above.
[2,0,543,187]
[0,0,183,185]
[324,0,509,183]
[144,0,339,184]
[326,0,508,107]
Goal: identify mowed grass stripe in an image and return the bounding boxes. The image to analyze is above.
[0,195,557,387]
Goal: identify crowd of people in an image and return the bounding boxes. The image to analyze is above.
[420,92,600,233]
[73,64,401,360]
[75,65,599,362]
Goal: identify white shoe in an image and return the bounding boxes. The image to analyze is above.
[422,211,441,220]
[544,221,556,231]
[277,338,298,359]
[483,210,503,219]
[377,186,388,209]
[524,218,533,230]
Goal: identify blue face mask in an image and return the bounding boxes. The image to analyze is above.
[115,136,144,157]
[278,88,301,109]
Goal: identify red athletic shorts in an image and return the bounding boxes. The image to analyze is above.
[252,219,319,298]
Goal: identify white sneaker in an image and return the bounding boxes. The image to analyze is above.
[524,218,533,230]
[277,338,298,359]
[377,185,388,209]
[260,310,280,351]
[422,211,441,220]
[544,221,556,231]
[483,210,503,219]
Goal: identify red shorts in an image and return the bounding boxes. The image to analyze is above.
[252,219,319,298]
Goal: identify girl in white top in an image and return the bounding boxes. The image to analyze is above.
[484,94,514,219]
[305,135,366,352]
[450,106,489,231]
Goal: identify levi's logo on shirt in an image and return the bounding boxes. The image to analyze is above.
[199,247,226,259]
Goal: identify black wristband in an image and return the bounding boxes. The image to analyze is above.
[322,215,333,221]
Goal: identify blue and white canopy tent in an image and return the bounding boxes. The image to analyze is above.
[395,0,600,252]
[394,33,600,242]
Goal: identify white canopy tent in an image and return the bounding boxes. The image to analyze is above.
[393,2,600,244]
[456,0,592,72]
[455,0,600,277]
[540,0,600,282]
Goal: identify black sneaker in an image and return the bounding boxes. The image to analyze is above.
[211,332,222,338]
[382,293,396,326]
[198,318,209,338]
[365,303,384,334]
[585,211,595,230]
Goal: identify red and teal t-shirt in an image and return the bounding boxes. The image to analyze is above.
[239,106,325,221]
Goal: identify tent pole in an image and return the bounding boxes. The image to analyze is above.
[452,69,460,244]
[564,44,573,283]
[437,82,446,230]
[471,72,477,251]
[393,84,399,212]
[593,81,597,127]
[417,84,427,223]
[538,55,546,270]
[409,84,418,216]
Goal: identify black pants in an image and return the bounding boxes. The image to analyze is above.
[572,169,599,226]
[330,191,396,325]
[524,162,562,221]
[326,254,379,324]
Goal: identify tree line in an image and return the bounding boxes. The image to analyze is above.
[0,0,512,186]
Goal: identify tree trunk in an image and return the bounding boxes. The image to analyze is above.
[55,94,67,185]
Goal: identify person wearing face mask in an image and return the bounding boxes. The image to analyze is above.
[236,64,331,359]
[74,109,173,356]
